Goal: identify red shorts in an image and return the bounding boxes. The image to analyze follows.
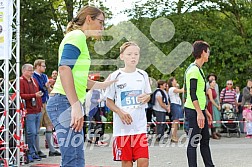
[113,133,149,161]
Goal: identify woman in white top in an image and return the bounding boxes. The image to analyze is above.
[168,77,184,142]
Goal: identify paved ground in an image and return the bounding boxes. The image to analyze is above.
[23,131,252,167]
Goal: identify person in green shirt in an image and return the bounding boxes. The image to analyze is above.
[46,6,115,167]
[184,41,214,167]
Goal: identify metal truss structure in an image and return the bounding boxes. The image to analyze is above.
[0,0,21,166]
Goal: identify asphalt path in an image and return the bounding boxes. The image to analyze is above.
[23,130,252,167]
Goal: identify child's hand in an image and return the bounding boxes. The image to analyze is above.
[137,93,151,104]
[118,109,133,125]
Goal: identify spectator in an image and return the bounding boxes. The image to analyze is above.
[85,89,93,142]
[242,103,252,138]
[165,81,172,136]
[146,78,154,133]
[33,59,61,157]
[236,86,244,133]
[152,80,169,142]
[48,70,58,89]
[220,80,238,111]
[206,73,220,103]
[89,89,108,146]
[241,79,252,106]
[20,64,43,162]
[168,77,184,143]
[207,79,221,139]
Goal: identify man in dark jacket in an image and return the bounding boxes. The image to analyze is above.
[20,64,43,162]
[242,79,252,106]
[33,59,61,157]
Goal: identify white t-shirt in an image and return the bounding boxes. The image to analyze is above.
[152,89,168,112]
[105,68,151,137]
[168,87,181,105]
[84,90,92,115]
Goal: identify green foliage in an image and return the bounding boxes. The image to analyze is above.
[124,0,252,88]
[20,0,112,76]
[20,0,252,88]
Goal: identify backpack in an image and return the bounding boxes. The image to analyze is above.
[148,89,168,109]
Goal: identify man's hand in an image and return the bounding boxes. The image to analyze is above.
[35,91,43,97]
[137,93,150,104]
[197,111,205,129]
[117,109,133,125]
[45,82,51,89]
[70,101,84,132]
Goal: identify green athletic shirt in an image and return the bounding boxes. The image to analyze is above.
[52,30,91,103]
[184,64,206,110]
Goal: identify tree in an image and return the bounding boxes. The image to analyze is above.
[123,0,252,87]
[20,0,112,76]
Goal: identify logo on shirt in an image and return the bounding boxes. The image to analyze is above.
[116,148,122,160]
[136,79,143,82]
[117,83,126,89]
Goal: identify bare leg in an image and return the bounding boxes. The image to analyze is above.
[171,119,179,141]
[137,158,149,167]
[122,161,133,167]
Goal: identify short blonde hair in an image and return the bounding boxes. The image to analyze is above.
[120,41,139,54]
[34,59,45,69]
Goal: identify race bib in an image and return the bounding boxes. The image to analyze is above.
[121,90,142,108]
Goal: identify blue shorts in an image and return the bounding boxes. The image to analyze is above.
[170,103,183,121]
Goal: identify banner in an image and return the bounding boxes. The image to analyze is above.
[0,0,13,60]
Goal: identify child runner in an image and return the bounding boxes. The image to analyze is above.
[106,42,151,167]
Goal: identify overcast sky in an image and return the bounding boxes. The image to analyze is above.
[89,0,148,24]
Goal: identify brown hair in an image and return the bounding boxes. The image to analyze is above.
[167,77,175,87]
[157,80,166,88]
[120,41,139,54]
[209,79,216,84]
[192,40,210,59]
[34,59,45,69]
[66,6,105,34]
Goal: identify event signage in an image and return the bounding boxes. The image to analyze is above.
[0,0,13,60]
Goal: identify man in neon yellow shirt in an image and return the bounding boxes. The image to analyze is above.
[184,41,214,167]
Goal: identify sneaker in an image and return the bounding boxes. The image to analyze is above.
[32,154,41,161]
[27,155,34,163]
[88,139,93,144]
[37,151,47,158]
[95,141,108,147]
[49,150,61,156]
[245,135,252,138]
